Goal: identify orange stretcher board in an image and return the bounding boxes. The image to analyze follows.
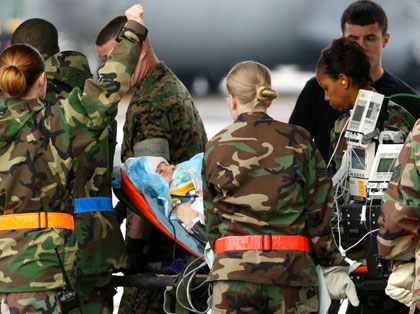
[120,170,204,259]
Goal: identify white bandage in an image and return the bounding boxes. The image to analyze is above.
[145,156,168,173]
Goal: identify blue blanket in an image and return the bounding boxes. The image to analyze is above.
[113,153,204,258]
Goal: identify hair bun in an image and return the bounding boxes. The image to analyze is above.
[256,85,277,101]
[6,64,19,70]
[0,64,27,97]
[3,64,22,76]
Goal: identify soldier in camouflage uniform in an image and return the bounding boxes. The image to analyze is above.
[12,18,128,312]
[315,38,416,173]
[44,51,92,105]
[11,18,93,105]
[203,61,356,313]
[0,6,146,313]
[96,16,208,313]
[377,119,420,313]
[317,38,416,313]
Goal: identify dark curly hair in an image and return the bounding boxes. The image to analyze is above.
[317,37,372,89]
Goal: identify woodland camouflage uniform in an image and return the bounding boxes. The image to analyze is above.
[44,50,92,105]
[121,62,207,164]
[378,118,420,313]
[45,50,127,312]
[0,20,146,313]
[203,111,343,313]
[119,62,207,314]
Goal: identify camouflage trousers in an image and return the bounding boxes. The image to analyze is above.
[118,286,164,314]
[211,280,319,314]
[74,272,115,314]
[0,291,62,313]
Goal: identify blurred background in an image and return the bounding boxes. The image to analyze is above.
[1,0,420,97]
[1,1,419,312]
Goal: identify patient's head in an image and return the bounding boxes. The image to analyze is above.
[145,156,175,184]
[156,162,176,184]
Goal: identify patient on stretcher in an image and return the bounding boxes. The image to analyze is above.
[113,152,208,253]
[148,156,207,246]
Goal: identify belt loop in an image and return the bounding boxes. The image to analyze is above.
[38,212,47,229]
[262,234,272,252]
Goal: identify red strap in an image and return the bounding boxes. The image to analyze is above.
[353,265,368,273]
[215,235,310,255]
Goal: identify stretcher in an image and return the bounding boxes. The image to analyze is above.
[112,155,210,313]
[113,153,206,259]
[116,168,204,259]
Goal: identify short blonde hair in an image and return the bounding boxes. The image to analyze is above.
[225,61,277,108]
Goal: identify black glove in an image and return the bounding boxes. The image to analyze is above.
[113,201,127,225]
[124,237,148,275]
[190,222,208,246]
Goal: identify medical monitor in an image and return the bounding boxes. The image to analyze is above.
[368,144,403,182]
[346,90,386,148]
[348,142,376,179]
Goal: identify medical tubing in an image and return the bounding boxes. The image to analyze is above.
[343,228,379,253]
[327,118,350,169]
[364,197,375,259]
[163,289,176,314]
[168,208,178,261]
[185,262,209,313]
[175,258,203,312]
[175,258,209,313]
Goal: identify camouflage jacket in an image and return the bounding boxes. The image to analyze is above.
[203,111,343,286]
[44,51,92,104]
[121,61,207,164]
[330,100,416,173]
[72,119,127,276]
[44,51,126,275]
[0,20,146,293]
[377,119,420,308]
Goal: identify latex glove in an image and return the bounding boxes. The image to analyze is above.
[323,266,359,307]
[385,262,414,307]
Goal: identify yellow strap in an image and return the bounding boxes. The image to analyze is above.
[169,181,195,197]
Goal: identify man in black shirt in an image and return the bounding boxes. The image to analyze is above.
[289,0,420,161]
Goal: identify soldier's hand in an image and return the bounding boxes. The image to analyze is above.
[385,262,414,307]
[323,266,360,307]
[125,4,145,26]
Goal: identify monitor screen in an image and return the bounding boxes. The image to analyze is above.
[365,101,375,119]
[352,103,366,122]
[351,148,365,170]
[376,158,396,173]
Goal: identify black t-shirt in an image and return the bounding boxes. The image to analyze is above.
[289,71,420,161]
